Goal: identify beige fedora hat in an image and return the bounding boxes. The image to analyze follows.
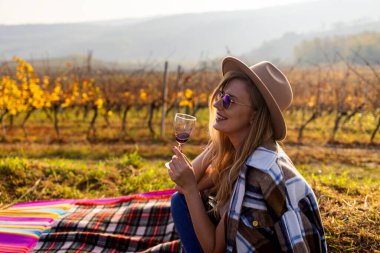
[222,56,293,140]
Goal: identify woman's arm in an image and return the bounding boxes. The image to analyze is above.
[169,147,226,253]
[191,145,212,183]
[178,145,214,192]
[184,187,226,253]
[196,166,215,191]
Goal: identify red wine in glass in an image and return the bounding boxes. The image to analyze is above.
[173,113,196,150]
[175,132,190,144]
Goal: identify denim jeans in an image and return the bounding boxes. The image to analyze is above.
[171,192,204,253]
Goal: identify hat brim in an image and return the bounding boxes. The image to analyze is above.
[222,57,287,140]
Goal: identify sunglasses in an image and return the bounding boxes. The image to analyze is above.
[215,91,251,109]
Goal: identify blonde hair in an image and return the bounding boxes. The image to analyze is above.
[205,71,275,213]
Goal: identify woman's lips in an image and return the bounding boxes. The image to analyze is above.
[216,113,227,121]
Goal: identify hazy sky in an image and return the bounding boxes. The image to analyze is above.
[0,0,317,25]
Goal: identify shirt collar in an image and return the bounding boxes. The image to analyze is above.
[245,146,278,171]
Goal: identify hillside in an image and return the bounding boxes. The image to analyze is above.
[242,20,380,64]
[0,0,379,65]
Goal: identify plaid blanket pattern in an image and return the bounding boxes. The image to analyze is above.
[32,194,181,252]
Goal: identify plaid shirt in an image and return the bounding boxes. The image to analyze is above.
[32,195,180,252]
[226,146,327,253]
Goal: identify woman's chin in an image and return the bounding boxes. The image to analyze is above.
[213,122,224,132]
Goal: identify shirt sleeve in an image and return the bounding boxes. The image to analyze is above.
[259,171,327,253]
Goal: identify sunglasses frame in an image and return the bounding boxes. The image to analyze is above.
[216,90,251,109]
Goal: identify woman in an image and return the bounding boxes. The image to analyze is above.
[167,56,327,253]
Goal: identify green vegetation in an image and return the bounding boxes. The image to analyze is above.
[0,108,379,252]
[0,148,175,206]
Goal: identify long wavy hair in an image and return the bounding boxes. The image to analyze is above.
[204,71,275,213]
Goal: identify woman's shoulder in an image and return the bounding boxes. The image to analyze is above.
[245,144,306,188]
[245,143,291,175]
[245,145,317,209]
[245,146,278,171]
[246,143,295,169]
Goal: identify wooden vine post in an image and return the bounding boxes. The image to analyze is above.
[160,61,169,138]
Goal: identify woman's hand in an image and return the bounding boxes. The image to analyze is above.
[167,146,198,195]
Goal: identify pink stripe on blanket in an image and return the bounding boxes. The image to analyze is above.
[11,189,176,207]
[0,233,38,247]
[75,189,176,205]
[0,217,54,222]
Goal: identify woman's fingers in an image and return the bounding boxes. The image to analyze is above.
[172,146,191,166]
[167,162,177,181]
[168,147,196,190]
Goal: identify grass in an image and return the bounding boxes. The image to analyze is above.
[0,148,175,205]
[0,143,379,252]
[0,108,379,252]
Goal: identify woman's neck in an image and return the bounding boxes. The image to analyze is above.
[227,130,250,150]
[260,139,277,151]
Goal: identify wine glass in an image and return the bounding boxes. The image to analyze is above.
[173,113,196,150]
[165,113,196,168]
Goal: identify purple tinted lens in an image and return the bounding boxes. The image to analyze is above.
[222,94,231,109]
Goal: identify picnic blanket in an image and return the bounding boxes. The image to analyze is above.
[0,189,181,253]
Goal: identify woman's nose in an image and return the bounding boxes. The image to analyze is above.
[213,99,224,110]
